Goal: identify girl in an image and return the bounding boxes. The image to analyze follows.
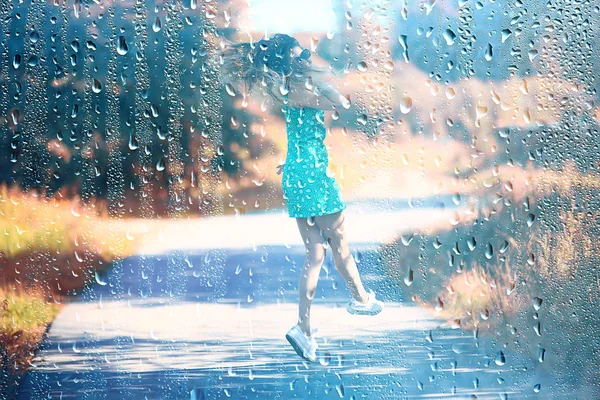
[220,33,383,362]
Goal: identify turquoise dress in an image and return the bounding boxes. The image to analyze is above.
[281,105,347,218]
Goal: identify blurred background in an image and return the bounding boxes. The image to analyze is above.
[1,0,600,397]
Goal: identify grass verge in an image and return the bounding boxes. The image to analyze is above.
[0,184,140,397]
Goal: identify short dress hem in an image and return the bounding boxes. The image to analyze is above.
[287,202,347,219]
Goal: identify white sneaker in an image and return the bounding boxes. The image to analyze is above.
[285,324,318,362]
[346,289,384,316]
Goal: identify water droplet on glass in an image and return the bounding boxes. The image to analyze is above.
[484,43,493,61]
[538,348,545,362]
[29,30,40,44]
[12,54,21,69]
[279,82,289,96]
[156,158,165,171]
[528,49,538,62]
[401,233,414,246]
[404,268,414,286]
[485,243,493,259]
[527,213,535,227]
[467,237,476,251]
[443,29,456,45]
[92,79,102,93]
[400,96,412,114]
[495,351,506,366]
[435,297,444,312]
[95,271,107,286]
[225,83,236,97]
[152,16,162,32]
[336,384,345,398]
[534,321,542,336]
[341,95,351,110]
[117,36,128,56]
[319,351,331,366]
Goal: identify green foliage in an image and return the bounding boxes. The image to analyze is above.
[0,294,60,335]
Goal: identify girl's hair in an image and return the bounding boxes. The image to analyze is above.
[220,33,317,101]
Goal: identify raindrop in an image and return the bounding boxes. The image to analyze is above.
[538,348,545,363]
[319,351,331,366]
[279,81,289,96]
[528,49,538,62]
[152,16,162,32]
[467,237,476,251]
[117,36,128,56]
[424,0,437,15]
[357,61,367,72]
[92,79,102,93]
[336,384,345,398]
[29,29,40,43]
[341,95,351,110]
[495,351,506,366]
[156,158,165,171]
[400,96,412,114]
[225,83,236,97]
[534,321,541,336]
[27,56,38,67]
[9,109,20,126]
[401,233,414,246]
[443,29,456,45]
[485,243,493,259]
[425,330,433,343]
[484,43,493,61]
[95,271,107,286]
[128,134,138,151]
[206,9,217,19]
[435,297,443,312]
[533,384,541,393]
[533,297,542,310]
[481,309,490,320]
[501,29,512,43]
[526,213,535,227]
[12,54,21,69]
[404,268,414,286]
[476,105,488,121]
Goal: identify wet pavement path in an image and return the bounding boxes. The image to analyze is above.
[18,206,554,399]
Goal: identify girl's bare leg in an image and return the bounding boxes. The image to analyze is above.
[314,211,370,304]
[295,216,326,336]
